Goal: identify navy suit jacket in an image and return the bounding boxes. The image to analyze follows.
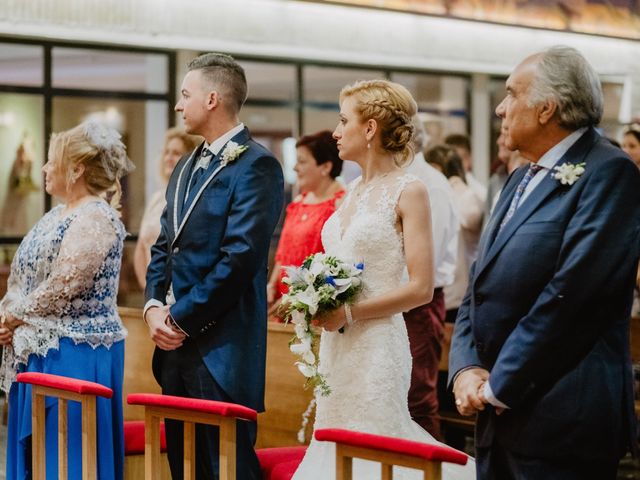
[145,127,284,412]
[449,128,640,460]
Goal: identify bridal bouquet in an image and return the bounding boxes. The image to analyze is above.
[281,253,364,396]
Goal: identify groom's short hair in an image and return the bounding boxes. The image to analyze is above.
[188,53,248,114]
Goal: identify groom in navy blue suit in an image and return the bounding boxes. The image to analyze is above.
[144,53,284,479]
[449,46,640,479]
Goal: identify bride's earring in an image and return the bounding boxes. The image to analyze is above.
[367,142,371,150]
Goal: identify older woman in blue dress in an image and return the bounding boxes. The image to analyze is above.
[0,121,134,480]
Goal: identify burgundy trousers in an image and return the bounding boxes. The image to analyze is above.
[403,288,445,440]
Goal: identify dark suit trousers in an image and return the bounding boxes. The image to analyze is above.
[476,441,618,480]
[160,340,261,480]
[403,288,445,440]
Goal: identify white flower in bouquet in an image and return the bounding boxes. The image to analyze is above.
[281,253,364,397]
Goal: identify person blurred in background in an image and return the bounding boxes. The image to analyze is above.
[486,132,528,222]
[267,130,344,319]
[445,133,487,204]
[133,127,200,289]
[0,121,134,480]
[402,117,459,439]
[426,145,483,323]
[622,125,640,169]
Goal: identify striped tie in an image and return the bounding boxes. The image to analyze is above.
[499,163,543,232]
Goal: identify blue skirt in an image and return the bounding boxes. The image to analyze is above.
[6,337,125,480]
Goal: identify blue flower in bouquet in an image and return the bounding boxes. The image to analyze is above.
[281,253,364,396]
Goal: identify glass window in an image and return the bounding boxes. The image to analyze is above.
[52,48,168,93]
[52,97,169,234]
[489,77,507,167]
[303,66,384,104]
[0,93,45,236]
[241,105,296,160]
[391,72,469,147]
[600,81,625,139]
[0,44,43,87]
[240,61,297,102]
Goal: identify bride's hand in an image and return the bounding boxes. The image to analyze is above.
[312,308,347,332]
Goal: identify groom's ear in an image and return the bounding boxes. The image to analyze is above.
[206,91,221,111]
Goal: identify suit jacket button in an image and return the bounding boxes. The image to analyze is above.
[172,247,179,254]
[475,294,484,306]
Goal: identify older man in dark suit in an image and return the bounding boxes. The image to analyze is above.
[449,46,640,479]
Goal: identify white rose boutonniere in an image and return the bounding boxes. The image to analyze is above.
[552,162,586,186]
[220,141,249,167]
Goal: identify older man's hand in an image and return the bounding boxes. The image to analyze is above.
[453,367,490,416]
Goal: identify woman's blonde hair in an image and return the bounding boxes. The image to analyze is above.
[160,127,201,182]
[340,79,417,166]
[49,121,134,212]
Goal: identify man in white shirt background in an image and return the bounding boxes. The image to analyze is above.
[403,117,459,439]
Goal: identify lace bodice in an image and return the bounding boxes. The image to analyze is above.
[322,174,415,298]
[0,201,127,392]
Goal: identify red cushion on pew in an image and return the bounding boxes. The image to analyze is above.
[16,372,113,399]
[127,393,257,422]
[123,420,167,455]
[270,459,302,480]
[256,446,306,479]
[314,428,468,465]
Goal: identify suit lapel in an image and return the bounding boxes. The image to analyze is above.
[171,128,251,248]
[172,145,202,238]
[476,167,525,268]
[475,127,598,279]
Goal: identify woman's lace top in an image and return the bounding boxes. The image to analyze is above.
[0,201,127,392]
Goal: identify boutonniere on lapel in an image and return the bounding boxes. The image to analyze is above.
[552,162,585,186]
[220,141,249,167]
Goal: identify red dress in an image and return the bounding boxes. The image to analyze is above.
[274,190,345,298]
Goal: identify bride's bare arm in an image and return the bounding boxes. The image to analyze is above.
[316,181,434,331]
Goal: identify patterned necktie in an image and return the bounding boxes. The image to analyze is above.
[184,149,214,210]
[499,163,543,232]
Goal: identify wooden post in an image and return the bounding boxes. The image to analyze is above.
[31,387,46,480]
[218,417,237,480]
[58,398,68,479]
[381,463,393,480]
[144,409,161,480]
[183,421,196,480]
[81,396,97,480]
[335,445,352,480]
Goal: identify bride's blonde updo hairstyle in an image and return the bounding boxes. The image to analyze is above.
[49,121,135,212]
[340,79,417,166]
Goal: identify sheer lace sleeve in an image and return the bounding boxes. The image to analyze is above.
[8,204,118,321]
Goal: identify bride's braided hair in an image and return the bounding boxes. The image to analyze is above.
[340,79,417,166]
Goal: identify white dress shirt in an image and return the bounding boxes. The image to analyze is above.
[405,152,459,289]
[143,123,246,322]
[483,126,588,409]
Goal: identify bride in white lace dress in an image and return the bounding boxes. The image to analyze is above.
[292,80,475,480]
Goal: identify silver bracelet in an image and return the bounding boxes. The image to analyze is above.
[344,304,354,326]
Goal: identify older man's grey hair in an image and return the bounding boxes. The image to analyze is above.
[411,116,428,153]
[528,46,603,129]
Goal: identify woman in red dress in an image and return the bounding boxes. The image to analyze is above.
[267,130,344,319]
